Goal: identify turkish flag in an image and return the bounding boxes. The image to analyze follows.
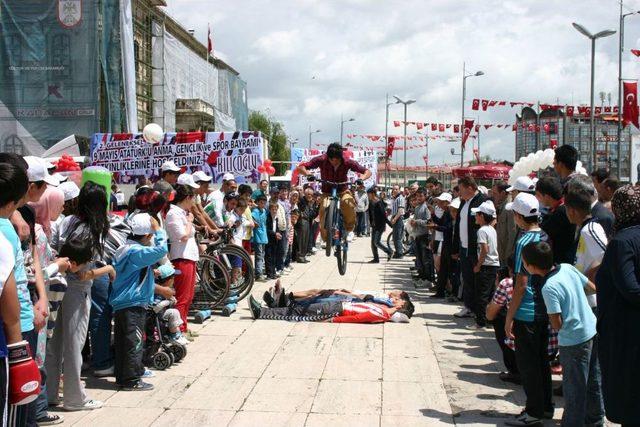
[631,49,640,57]
[438,124,445,132]
[474,125,480,132]
[566,106,574,117]
[543,123,550,133]
[613,106,620,113]
[484,124,492,130]
[481,99,489,111]
[489,100,498,107]
[462,119,474,149]
[528,124,535,131]
[431,123,437,131]
[512,124,517,131]
[454,124,460,133]
[595,106,602,115]
[472,99,480,110]
[393,120,401,127]
[623,81,639,128]
[416,122,424,130]
[578,106,587,115]
[386,136,396,158]
[604,106,612,113]
[207,24,214,56]
[550,139,558,149]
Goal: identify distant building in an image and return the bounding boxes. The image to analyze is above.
[0,0,248,155]
[514,106,632,180]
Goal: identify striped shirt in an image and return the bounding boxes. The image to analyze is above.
[574,218,607,308]
[513,229,544,322]
[391,194,406,217]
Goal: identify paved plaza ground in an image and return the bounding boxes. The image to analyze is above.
[54,234,576,426]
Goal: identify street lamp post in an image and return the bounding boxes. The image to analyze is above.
[393,95,416,187]
[339,114,355,146]
[572,22,616,172]
[617,5,640,181]
[461,62,484,167]
[308,126,321,149]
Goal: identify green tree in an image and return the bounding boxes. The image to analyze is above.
[249,110,290,175]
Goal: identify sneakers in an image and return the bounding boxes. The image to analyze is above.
[465,323,484,330]
[141,368,155,378]
[248,295,262,319]
[121,380,154,391]
[36,413,64,425]
[387,251,394,261]
[93,366,114,377]
[454,307,473,318]
[347,231,354,242]
[170,333,189,346]
[504,412,542,426]
[63,399,104,411]
[311,247,318,253]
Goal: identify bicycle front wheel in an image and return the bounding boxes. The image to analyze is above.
[325,200,337,257]
[193,253,231,309]
[218,244,255,301]
[336,241,348,275]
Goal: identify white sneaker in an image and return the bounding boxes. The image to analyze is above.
[347,232,354,242]
[276,270,283,276]
[285,266,293,272]
[454,308,473,318]
[175,335,189,346]
[311,247,318,253]
[64,399,103,411]
[321,243,326,249]
[93,366,114,377]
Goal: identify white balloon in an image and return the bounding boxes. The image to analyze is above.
[508,170,514,177]
[143,123,164,144]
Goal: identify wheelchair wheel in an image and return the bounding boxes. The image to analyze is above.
[218,245,254,302]
[152,351,172,370]
[325,201,337,257]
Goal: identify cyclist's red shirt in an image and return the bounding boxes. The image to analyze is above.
[303,154,367,194]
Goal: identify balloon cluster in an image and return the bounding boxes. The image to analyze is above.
[508,148,587,185]
[258,159,276,175]
[55,154,81,172]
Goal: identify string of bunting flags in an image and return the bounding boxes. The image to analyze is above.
[391,122,516,132]
[469,98,620,115]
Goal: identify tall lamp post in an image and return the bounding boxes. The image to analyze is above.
[617,5,640,180]
[461,62,484,166]
[339,114,355,146]
[393,95,416,187]
[308,126,321,149]
[572,22,616,172]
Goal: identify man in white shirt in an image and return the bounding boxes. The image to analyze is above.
[207,173,236,227]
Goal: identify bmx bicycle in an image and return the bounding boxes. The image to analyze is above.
[309,177,351,275]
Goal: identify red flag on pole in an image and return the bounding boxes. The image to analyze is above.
[207,24,214,57]
[623,81,639,128]
[462,119,474,149]
[386,137,396,158]
[631,49,640,57]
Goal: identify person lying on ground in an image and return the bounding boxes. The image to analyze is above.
[248,292,414,323]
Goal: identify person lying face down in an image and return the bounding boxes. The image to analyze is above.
[249,284,414,324]
[264,284,408,309]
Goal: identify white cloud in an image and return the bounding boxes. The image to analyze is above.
[165,0,640,166]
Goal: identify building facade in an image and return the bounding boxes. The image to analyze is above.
[515,106,632,180]
[0,0,248,156]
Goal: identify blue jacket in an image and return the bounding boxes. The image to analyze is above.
[251,207,268,244]
[109,230,168,312]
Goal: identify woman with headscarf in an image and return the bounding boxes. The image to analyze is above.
[595,184,640,426]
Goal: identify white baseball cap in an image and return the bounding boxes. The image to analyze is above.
[58,181,80,201]
[505,192,540,217]
[435,192,453,203]
[160,160,181,173]
[177,173,200,189]
[222,173,235,182]
[471,200,497,217]
[51,173,68,185]
[450,197,461,209]
[24,156,59,186]
[507,176,535,193]
[192,170,212,183]
[128,213,153,236]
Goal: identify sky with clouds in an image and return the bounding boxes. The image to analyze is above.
[165,0,640,166]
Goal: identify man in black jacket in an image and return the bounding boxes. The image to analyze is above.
[429,192,454,298]
[367,187,393,263]
[452,176,486,318]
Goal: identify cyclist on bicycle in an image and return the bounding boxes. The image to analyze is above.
[296,143,371,242]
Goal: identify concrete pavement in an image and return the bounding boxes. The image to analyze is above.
[52,234,572,426]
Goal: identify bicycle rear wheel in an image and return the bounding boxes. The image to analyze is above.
[336,240,348,275]
[193,254,231,309]
[218,244,255,301]
[325,200,337,257]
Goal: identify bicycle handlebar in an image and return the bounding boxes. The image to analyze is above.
[306,176,351,186]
